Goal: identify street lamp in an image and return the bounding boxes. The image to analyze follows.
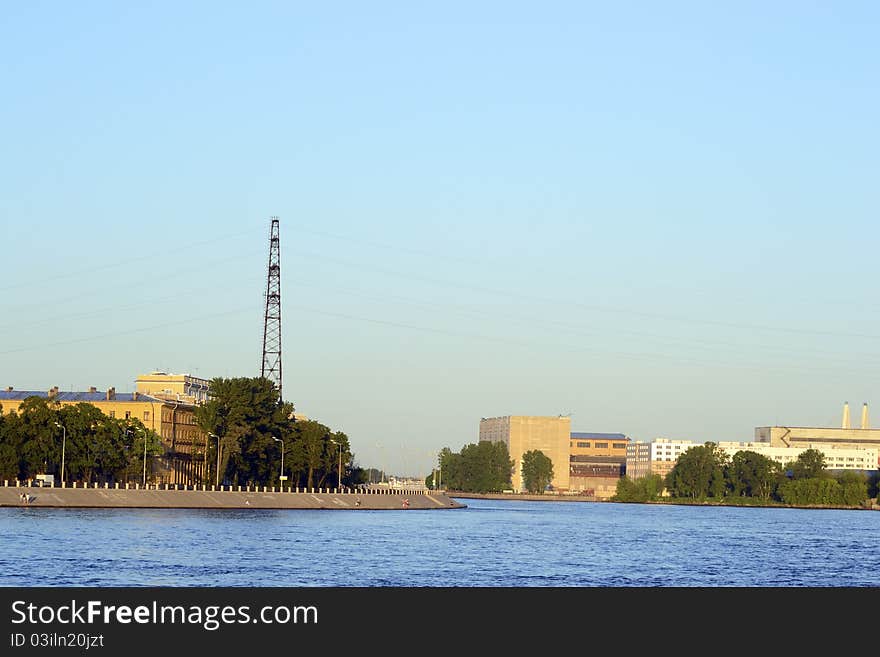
[272,436,285,487]
[210,434,220,487]
[53,422,66,485]
[141,428,148,486]
[330,439,342,490]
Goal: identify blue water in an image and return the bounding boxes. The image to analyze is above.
[2,498,878,586]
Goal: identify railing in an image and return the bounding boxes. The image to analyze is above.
[3,479,434,495]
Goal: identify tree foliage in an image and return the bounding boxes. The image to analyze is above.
[0,397,161,483]
[729,450,781,500]
[194,376,354,489]
[612,474,665,502]
[521,450,554,494]
[787,449,828,480]
[664,443,729,500]
[437,441,513,493]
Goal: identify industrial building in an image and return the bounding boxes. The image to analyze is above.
[0,381,209,486]
[756,402,880,468]
[569,432,629,498]
[479,415,571,492]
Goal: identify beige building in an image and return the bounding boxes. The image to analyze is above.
[569,432,629,498]
[626,439,697,480]
[135,371,211,405]
[480,415,571,492]
[722,441,878,472]
[757,425,880,455]
[757,402,880,459]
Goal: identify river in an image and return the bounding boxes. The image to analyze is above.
[2,498,877,586]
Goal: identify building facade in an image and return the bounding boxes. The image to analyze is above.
[757,425,880,458]
[569,432,629,497]
[135,371,211,405]
[0,386,207,486]
[719,441,878,472]
[479,415,571,492]
[625,439,696,480]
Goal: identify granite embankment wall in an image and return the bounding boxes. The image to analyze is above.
[0,483,465,510]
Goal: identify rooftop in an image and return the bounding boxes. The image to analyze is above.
[0,390,162,403]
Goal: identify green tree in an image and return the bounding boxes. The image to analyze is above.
[788,449,827,480]
[195,376,296,486]
[435,442,513,493]
[665,442,729,500]
[729,450,780,500]
[836,470,868,506]
[521,450,554,494]
[0,409,24,480]
[612,474,665,502]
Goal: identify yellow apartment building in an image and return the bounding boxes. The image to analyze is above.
[0,385,207,486]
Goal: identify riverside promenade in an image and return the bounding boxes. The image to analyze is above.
[0,481,466,510]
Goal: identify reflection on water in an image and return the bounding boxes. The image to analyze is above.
[1,499,878,586]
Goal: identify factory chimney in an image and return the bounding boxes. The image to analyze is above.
[861,403,869,430]
[842,401,851,429]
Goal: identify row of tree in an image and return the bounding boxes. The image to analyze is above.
[0,397,162,483]
[194,377,359,489]
[433,442,513,493]
[429,442,555,494]
[614,443,878,506]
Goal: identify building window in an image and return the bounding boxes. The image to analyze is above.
[109,411,115,419]
[612,443,627,449]
[125,411,131,420]
[577,442,591,448]
[595,442,608,449]
[144,411,150,422]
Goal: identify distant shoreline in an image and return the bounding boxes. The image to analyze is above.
[449,491,878,511]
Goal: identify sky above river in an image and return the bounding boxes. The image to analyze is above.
[2,2,879,476]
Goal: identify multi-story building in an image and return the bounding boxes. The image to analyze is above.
[0,385,207,486]
[135,371,211,405]
[718,441,878,472]
[479,415,571,492]
[625,438,697,480]
[569,432,629,498]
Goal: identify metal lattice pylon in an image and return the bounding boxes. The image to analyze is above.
[261,217,282,401]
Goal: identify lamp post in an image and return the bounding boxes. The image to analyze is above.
[330,439,342,490]
[272,436,284,487]
[210,434,220,487]
[141,428,148,486]
[53,422,66,485]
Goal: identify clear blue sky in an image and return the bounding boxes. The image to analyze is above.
[2,2,879,476]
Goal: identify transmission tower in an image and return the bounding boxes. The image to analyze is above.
[261,217,283,401]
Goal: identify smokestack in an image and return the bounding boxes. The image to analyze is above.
[842,401,851,429]
[862,403,869,430]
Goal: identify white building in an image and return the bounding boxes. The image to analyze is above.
[626,439,697,479]
[717,442,878,472]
